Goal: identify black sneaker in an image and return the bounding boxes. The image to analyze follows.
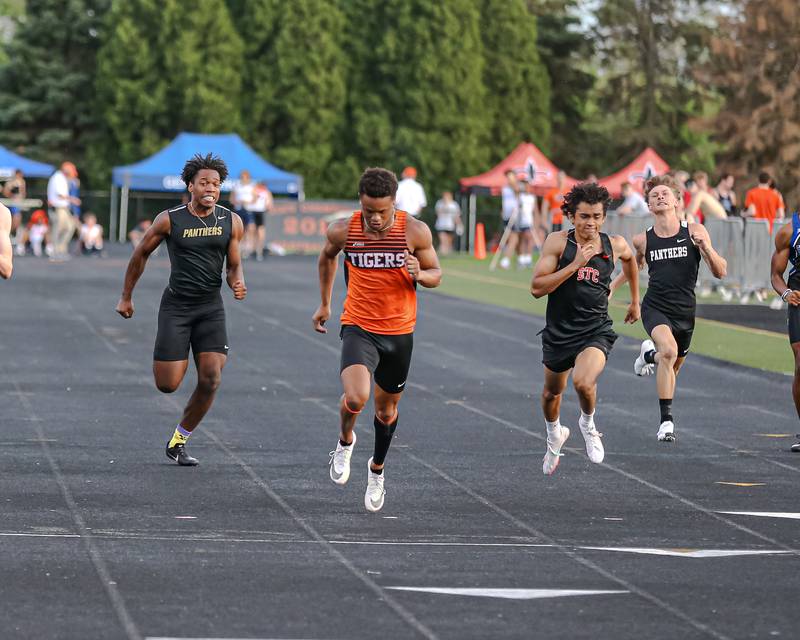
[791,436,800,453]
[166,442,199,466]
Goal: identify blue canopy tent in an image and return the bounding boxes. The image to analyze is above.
[0,145,55,179]
[110,132,303,241]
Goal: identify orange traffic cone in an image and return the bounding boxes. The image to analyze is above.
[474,223,486,260]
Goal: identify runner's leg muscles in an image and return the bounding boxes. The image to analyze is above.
[178,352,227,431]
[572,347,607,414]
[340,364,371,444]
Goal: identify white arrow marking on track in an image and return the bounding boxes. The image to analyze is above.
[385,587,628,600]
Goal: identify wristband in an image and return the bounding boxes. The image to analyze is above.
[782,288,792,301]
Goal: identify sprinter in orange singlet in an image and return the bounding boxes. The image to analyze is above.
[313,167,442,512]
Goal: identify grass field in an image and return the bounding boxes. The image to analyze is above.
[435,255,794,375]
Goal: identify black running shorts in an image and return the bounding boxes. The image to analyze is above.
[788,304,800,344]
[641,300,694,357]
[340,325,413,394]
[154,288,229,361]
[541,330,617,374]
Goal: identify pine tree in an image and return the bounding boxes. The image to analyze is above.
[480,0,551,162]
[0,0,109,169]
[160,0,244,134]
[709,0,800,205]
[340,0,490,199]
[95,0,171,166]
[240,0,348,197]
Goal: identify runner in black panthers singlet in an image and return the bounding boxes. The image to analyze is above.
[116,154,247,466]
[624,175,727,443]
[532,182,640,476]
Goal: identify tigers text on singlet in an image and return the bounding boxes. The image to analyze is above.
[787,212,800,290]
[643,221,701,316]
[543,231,615,344]
[340,211,416,335]
[165,204,232,300]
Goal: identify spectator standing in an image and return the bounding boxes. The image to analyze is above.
[616,182,650,216]
[745,172,785,232]
[434,191,462,256]
[3,168,26,247]
[47,162,80,260]
[542,171,568,232]
[713,173,738,216]
[231,170,256,256]
[249,181,272,261]
[395,166,427,218]
[686,171,727,222]
[498,170,520,269]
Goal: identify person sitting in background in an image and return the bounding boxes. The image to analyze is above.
[79,212,104,255]
[713,173,738,216]
[16,208,50,257]
[616,182,650,216]
[686,172,727,222]
[434,191,462,256]
[128,218,152,248]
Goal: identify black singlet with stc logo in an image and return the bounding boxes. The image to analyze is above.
[643,221,701,317]
[166,204,232,299]
[542,230,615,346]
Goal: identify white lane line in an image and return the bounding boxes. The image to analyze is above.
[277,381,730,640]
[9,380,142,640]
[716,512,800,521]
[385,587,629,600]
[580,547,792,558]
[417,385,799,556]
[71,308,439,640]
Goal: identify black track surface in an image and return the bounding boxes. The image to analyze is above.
[2,248,799,640]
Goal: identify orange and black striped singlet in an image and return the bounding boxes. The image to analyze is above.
[340,210,417,335]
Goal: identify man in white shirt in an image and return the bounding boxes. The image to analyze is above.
[47,162,80,260]
[616,182,650,217]
[395,166,427,217]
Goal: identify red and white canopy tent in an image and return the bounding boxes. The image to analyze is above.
[459,142,578,250]
[598,147,670,198]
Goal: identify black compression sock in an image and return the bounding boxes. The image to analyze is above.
[339,438,352,447]
[372,413,398,466]
[659,399,673,423]
[370,465,384,475]
[644,350,657,364]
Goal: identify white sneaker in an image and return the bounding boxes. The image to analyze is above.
[364,457,385,512]
[657,421,675,442]
[499,256,511,270]
[634,340,656,376]
[329,431,356,485]
[542,425,570,475]
[580,420,604,463]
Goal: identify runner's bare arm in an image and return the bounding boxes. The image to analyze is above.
[612,235,640,323]
[312,220,348,333]
[116,211,170,318]
[406,218,441,288]
[770,223,800,305]
[531,231,592,298]
[689,222,727,279]
[610,232,645,295]
[226,213,247,301]
[0,204,12,279]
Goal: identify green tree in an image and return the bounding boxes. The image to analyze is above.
[0,0,109,173]
[532,0,596,175]
[94,0,171,167]
[240,0,348,197]
[480,0,551,162]
[709,0,800,204]
[338,0,490,199]
[584,0,722,172]
[160,0,244,134]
